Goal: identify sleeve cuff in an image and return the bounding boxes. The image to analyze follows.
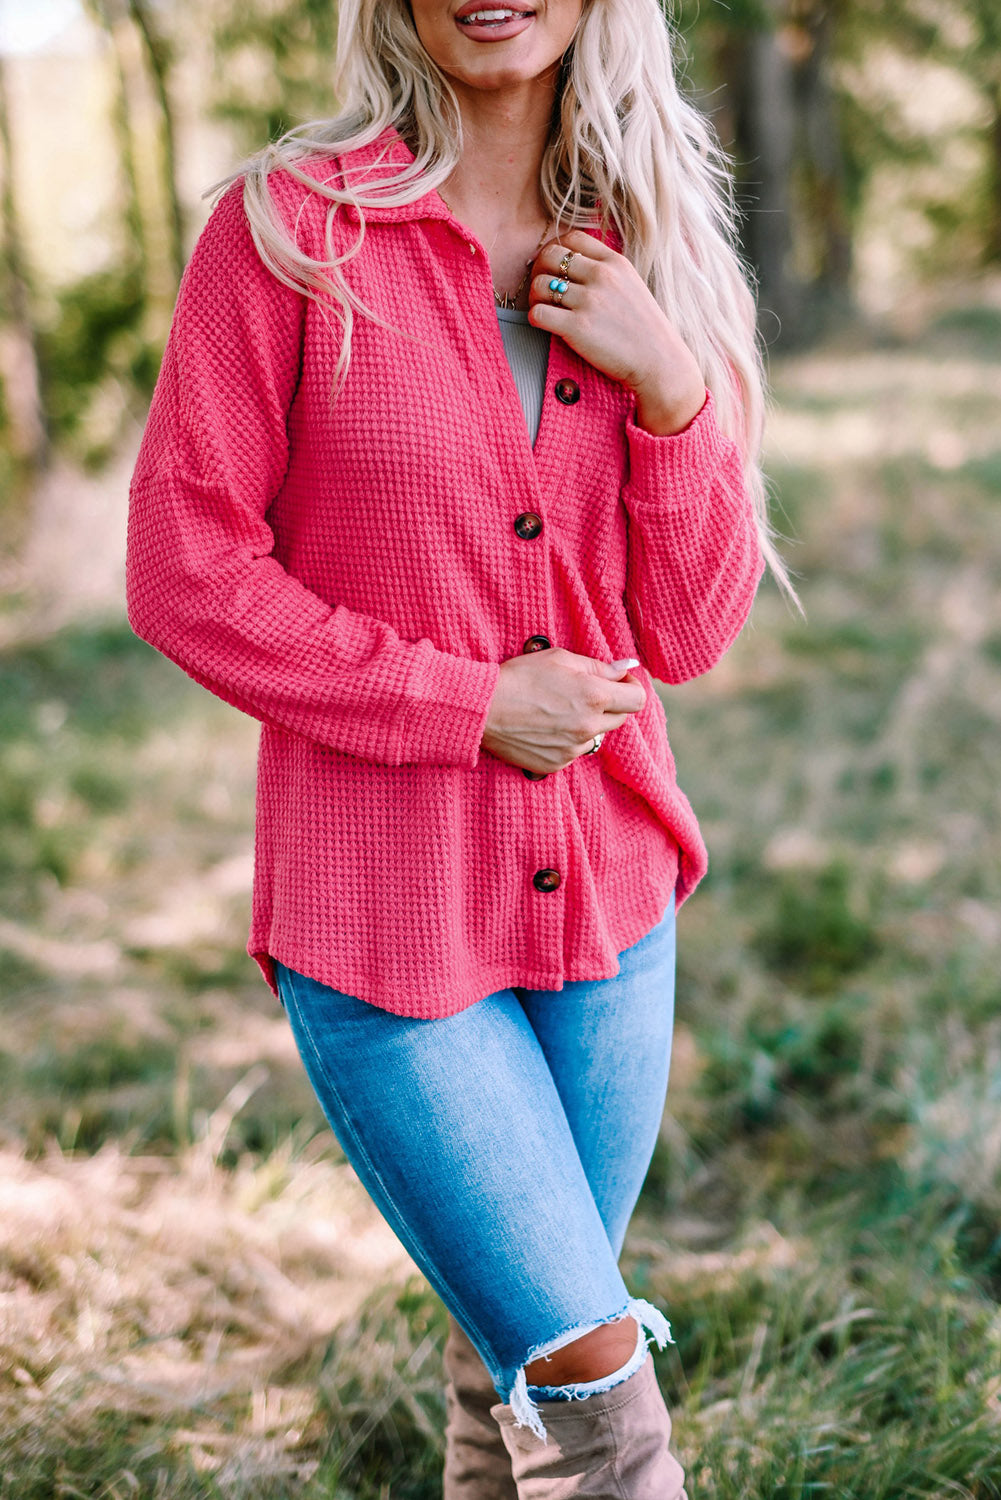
[393,646,501,768]
[625,388,737,509]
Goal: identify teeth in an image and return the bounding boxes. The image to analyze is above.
[460,10,522,22]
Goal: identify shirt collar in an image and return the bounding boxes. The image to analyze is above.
[324,123,619,251]
[331,126,454,225]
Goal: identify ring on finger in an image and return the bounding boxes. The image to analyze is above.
[558,249,577,277]
[549,277,570,306]
[585,731,605,755]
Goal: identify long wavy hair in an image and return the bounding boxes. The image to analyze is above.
[225,0,792,596]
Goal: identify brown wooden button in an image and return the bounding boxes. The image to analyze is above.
[533,868,561,892]
[554,379,580,406]
[514,512,543,540]
[523,768,548,780]
[523,635,552,653]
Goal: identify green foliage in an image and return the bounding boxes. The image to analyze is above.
[7,0,1000,473]
[838,0,1001,270]
[673,0,1001,314]
[35,268,160,464]
[929,303,1001,358]
[18,1032,180,1153]
[672,0,774,37]
[307,1285,446,1499]
[0,620,182,743]
[209,0,339,147]
[0,1282,449,1500]
[957,451,1001,495]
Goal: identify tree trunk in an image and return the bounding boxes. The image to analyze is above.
[987,83,1001,263]
[709,0,854,345]
[0,57,47,470]
[84,0,182,340]
[719,8,805,344]
[127,0,185,287]
[84,0,146,280]
[794,2,853,298]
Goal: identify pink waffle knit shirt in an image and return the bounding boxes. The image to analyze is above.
[126,128,764,1018]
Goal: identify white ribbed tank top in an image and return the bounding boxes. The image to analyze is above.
[496,306,551,448]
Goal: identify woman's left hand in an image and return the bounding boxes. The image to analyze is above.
[528,230,708,436]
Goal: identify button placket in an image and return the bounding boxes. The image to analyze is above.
[521,707,568,974]
[526,356,589,518]
[519,636,553,779]
[512,512,549,779]
[444,212,558,809]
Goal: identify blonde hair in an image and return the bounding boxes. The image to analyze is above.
[225,0,793,598]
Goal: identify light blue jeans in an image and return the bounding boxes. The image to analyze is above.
[273,900,678,1440]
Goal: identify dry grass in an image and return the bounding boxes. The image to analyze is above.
[0,1123,416,1488]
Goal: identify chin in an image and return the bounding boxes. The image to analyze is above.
[465,64,549,91]
[452,49,563,94]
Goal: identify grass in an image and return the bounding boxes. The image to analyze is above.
[1,300,1001,1495]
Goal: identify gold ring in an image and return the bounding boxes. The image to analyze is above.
[548,277,570,306]
[558,250,576,277]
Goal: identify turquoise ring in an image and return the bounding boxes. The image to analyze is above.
[549,277,570,306]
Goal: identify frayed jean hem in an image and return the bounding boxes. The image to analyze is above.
[505,1296,675,1443]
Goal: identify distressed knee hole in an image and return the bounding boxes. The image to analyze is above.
[524,1315,639,1386]
[508,1296,675,1443]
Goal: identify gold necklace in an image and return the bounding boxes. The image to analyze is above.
[437,189,553,309]
[494,221,552,310]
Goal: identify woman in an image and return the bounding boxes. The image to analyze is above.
[127,0,789,1493]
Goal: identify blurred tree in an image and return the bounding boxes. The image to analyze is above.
[975,1,1001,259]
[83,0,184,333]
[676,0,1001,335]
[3,0,997,481]
[675,0,852,345]
[127,0,185,285]
[26,0,187,465]
[843,0,1001,263]
[0,56,47,475]
[205,0,338,149]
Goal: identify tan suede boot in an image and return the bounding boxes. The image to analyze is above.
[489,1354,688,1500]
[443,1314,518,1500]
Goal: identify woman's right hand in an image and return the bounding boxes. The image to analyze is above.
[480,649,646,776]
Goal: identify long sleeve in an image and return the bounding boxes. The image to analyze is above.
[620,389,764,685]
[126,182,499,768]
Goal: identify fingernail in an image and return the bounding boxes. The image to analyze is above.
[609,657,640,671]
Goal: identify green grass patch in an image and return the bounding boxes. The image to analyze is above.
[927,303,1001,359]
[751,864,882,993]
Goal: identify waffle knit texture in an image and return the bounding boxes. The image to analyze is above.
[126,127,764,1018]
